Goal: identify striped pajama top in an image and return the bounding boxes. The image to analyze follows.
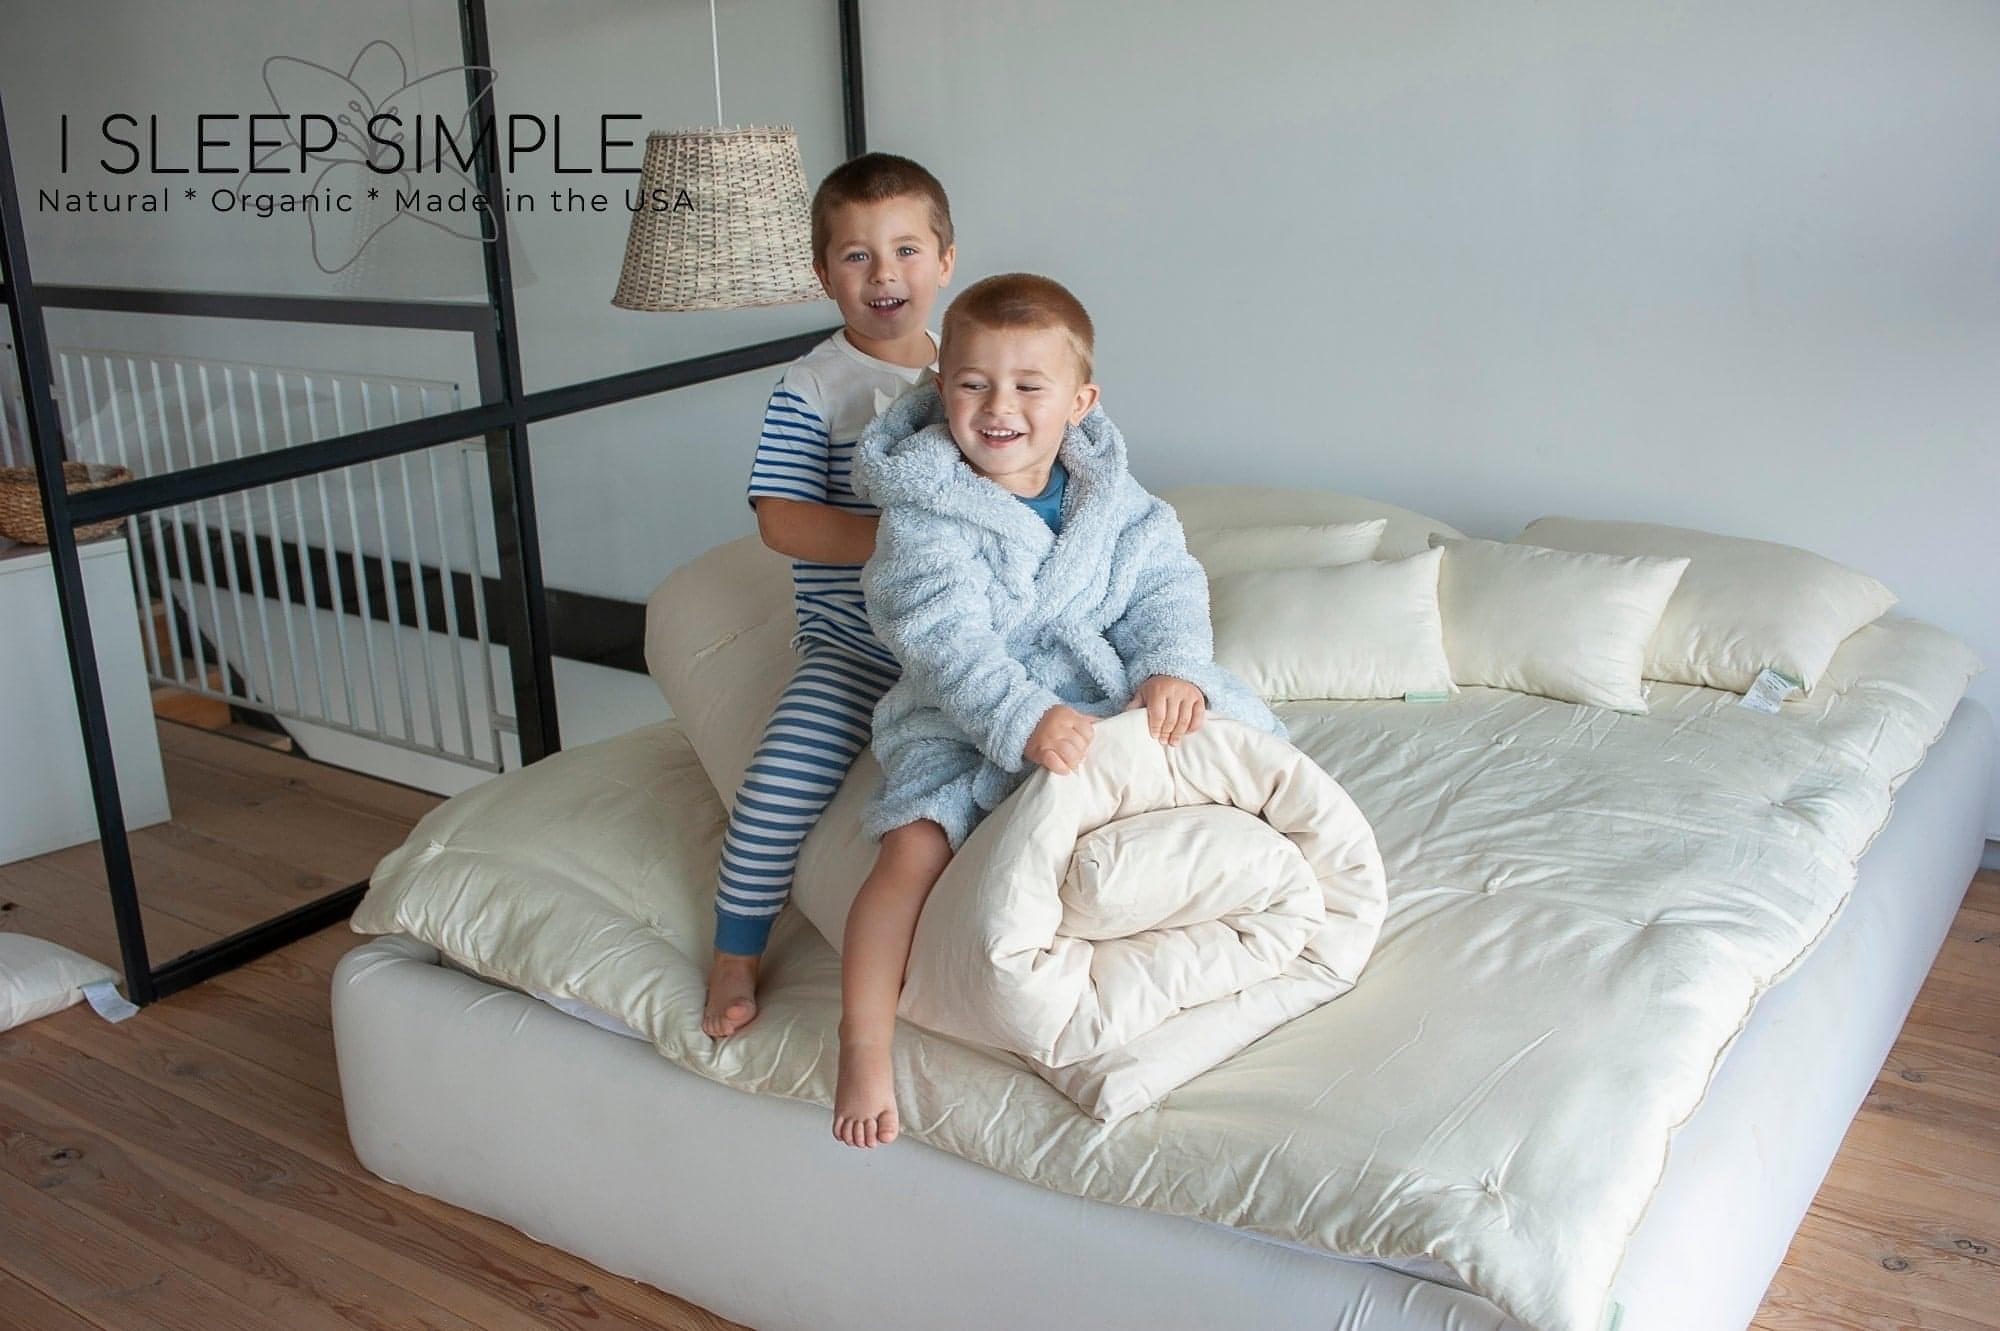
[745,329,935,670]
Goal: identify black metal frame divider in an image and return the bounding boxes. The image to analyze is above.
[0,0,866,1005]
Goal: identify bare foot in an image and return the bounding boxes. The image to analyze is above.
[702,951,761,1038]
[832,1033,899,1148]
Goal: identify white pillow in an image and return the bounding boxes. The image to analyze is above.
[0,934,118,1031]
[1211,549,1455,702]
[1515,517,1896,694]
[1164,484,1465,558]
[647,535,800,805]
[1185,521,1384,577]
[1432,537,1690,713]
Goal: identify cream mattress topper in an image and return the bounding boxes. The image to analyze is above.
[357,613,1977,1331]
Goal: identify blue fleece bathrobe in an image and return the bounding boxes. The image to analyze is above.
[852,382,1283,849]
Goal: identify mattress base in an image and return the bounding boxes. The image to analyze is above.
[332,701,1992,1331]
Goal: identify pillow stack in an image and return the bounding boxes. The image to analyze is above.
[1191,510,1895,716]
[1514,518,1896,695]
[1195,521,1457,703]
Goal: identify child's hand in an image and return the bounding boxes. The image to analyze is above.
[1129,676,1207,746]
[1026,705,1096,775]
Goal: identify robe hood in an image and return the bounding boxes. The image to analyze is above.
[854,381,1125,537]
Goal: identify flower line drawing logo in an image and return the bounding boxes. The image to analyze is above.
[257,40,496,273]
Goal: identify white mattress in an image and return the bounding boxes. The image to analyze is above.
[336,698,1992,1331]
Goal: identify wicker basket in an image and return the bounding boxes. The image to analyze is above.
[0,461,133,544]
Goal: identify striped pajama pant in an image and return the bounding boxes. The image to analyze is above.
[712,638,899,956]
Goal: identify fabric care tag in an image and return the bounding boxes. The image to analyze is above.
[81,980,139,1023]
[1737,668,1802,715]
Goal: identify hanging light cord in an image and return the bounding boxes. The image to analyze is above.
[709,0,725,126]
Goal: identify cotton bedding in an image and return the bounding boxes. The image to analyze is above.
[896,710,1387,1121]
[354,491,1980,1331]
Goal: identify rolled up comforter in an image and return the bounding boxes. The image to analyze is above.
[899,710,1388,1122]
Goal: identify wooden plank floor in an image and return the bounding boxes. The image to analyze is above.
[0,721,1995,1329]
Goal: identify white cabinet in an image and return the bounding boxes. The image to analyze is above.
[1,534,171,864]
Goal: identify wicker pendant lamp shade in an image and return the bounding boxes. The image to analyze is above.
[611,126,825,311]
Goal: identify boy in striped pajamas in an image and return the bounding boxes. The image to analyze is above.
[702,153,956,1038]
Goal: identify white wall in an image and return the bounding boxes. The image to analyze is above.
[858,0,2000,836]
[8,2,1996,834]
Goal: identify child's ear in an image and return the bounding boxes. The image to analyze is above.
[812,259,833,299]
[1069,383,1101,424]
[937,243,957,286]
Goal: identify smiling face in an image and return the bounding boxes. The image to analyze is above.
[940,323,1100,498]
[814,194,954,365]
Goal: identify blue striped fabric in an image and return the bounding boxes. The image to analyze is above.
[746,385,895,667]
[713,640,900,955]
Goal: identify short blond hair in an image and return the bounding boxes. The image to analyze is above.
[810,153,954,267]
[940,273,1095,382]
